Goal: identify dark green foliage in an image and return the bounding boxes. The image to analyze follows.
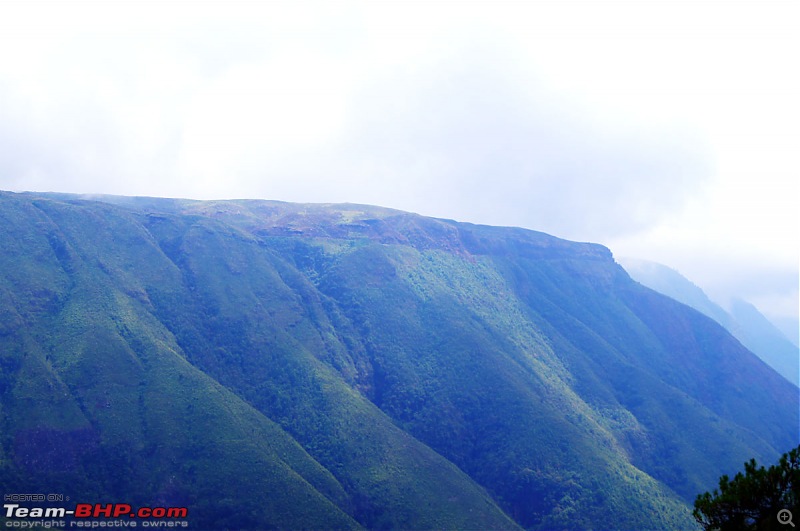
[1,191,797,530]
[694,446,799,530]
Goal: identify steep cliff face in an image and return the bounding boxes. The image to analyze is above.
[1,191,796,530]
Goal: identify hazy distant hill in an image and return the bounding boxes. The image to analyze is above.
[619,257,799,386]
[1,191,797,530]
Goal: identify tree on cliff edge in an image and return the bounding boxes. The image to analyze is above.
[694,445,799,530]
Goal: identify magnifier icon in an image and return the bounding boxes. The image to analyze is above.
[779,509,795,527]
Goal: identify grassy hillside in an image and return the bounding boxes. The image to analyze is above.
[1,191,797,530]
[0,192,515,530]
[0,195,360,529]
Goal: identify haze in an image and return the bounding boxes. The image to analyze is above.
[0,0,797,339]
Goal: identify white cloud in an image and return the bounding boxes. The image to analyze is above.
[0,0,796,326]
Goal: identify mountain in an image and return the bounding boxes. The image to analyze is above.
[1,191,797,530]
[619,257,799,386]
[615,259,732,328]
[770,315,800,349]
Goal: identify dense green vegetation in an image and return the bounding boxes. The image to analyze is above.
[694,445,799,530]
[1,191,797,530]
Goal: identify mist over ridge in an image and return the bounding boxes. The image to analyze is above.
[619,257,799,386]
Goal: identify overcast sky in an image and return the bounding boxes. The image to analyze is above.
[0,0,797,338]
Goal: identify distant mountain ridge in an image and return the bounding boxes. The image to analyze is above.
[619,257,799,386]
[1,191,797,530]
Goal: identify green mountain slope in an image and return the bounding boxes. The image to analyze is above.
[619,257,799,385]
[0,195,359,530]
[616,258,734,328]
[0,192,515,530]
[1,191,797,530]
